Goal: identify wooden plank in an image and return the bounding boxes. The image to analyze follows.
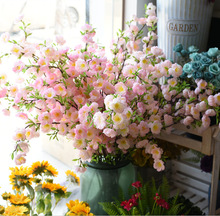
[209,140,220,215]
[181,191,194,199]
[203,207,209,215]
[196,199,208,210]
[171,160,212,183]
[169,187,184,198]
[173,182,208,199]
[190,194,204,204]
[171,173,210,193]
[157,132,202,152]
[201,127,213,155]
[173,124,202,136]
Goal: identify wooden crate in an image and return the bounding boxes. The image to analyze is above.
[157,124,220,215]
[170,159,212,215]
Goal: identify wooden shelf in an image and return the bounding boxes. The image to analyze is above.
[157,124,220,215]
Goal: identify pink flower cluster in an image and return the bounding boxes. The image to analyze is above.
[0,3,219,170]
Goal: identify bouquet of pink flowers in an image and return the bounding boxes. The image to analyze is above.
[0,3,219,172]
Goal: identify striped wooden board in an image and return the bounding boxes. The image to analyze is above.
[170,159,212,215]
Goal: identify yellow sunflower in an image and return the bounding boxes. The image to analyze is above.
[66,170,80,185]
[66,200,93,216]
[9,166,32,191]
[2,192,12,200]
[42,182,67,193]
[28,161,58,177]
[3,205,28,216]
[45,164,58,177]
[9,193,31,205]
[0,205,5,214]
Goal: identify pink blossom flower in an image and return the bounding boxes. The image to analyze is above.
[150,121,162,134]
[11,44,23,57]
[115,82,127,95]
[39,112,52,124]
[196,101,207,112]
[86,127,97,140]
[112,113,124,126]
[129,123,139,138]
[191,107,200,120]
[103,81,115,94]
[197,79,207,90]
[205,109,216,116]
[103,128,117,138]
[208,95,216,106]
[153,159,165,172]
[93,111,106,129]
[54,84,67,96]
[43,88,56,99]
[182,116,194,126]
[14,14,24,24]
[136,140,149,148]
[75,59,88,72]
[13,129,26,141]
[137,102,147,113]
[81,23,93,32]
[41,123,52,133]
[73,139,86,150]
[74,95,86,107]
[214,93,220,105]
[164,114,173,126]
[56,35,66,45]
[168,63,182,77]
[151,46,163,56]
[18,142,29,153]
[16,112,28,120]
[129,25,139,34]
[151,147,163,159]
[122,65,135,77]
[167,78,177,87]
[75,124,86,139]
[1,32,10,43]
[0,88,7,98]
[194,87,201,95]
[138,121,149,137]
[89,90,102,102]
[2,109,10,116]
[116,138,130,150]
[15,153,26,165]
[37,57,49,67]
[138,17,147,25]
[58,123,67,135]
[51,108,63,121]
[202,114,211,128]
[109,97,126,113]
[133,82,146,95]
[146,15,158,26]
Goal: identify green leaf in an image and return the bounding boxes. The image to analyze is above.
[36,199,45,214]
[54,192,62,204]
[64,192,72,199]
[26,184,35,200]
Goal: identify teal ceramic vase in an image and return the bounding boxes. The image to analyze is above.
[80,160,136,215]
